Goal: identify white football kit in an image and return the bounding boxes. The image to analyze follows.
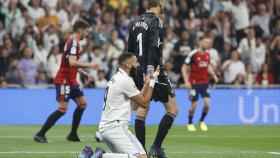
[99,68,146,156]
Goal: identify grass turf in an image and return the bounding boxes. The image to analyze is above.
[0,125,279,158]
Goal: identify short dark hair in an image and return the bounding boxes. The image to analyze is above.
[148,0,159,9]
[73,20,89,32]
[118,53,134,65]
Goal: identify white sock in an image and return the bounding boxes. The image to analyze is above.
[102,153,137,158]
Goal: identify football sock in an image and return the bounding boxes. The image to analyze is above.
[188,115,193,124]
[153,112,176,148]
[135,116,146,149]
[37,110,65,136]
[200,111,208,122]
[71,107,85,135]
[102,153,137,158]
[189,110,194,124]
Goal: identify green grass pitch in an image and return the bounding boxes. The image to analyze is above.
[0,125,279,158]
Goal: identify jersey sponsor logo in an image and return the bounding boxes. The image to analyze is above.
[70,47,77,55]
[133,22,148,30]
[198,61,208,67]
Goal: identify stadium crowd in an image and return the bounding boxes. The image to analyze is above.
[0,0,279,88]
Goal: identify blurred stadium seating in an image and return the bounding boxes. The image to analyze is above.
[0,0,280,88]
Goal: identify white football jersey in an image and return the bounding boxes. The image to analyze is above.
[99,68,140,132]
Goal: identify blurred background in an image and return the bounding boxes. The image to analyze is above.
[0,0,279,125]
[0,0,279,88]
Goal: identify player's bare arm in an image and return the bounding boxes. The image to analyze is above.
[181,63,192,89]
[68,55,100,69]
[208,65,219,83]
[78,68,93,81]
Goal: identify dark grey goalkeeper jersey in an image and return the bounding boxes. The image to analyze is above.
[128,12,164,71]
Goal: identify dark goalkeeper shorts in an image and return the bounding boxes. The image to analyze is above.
[55,84,84,102]
[133,67,175,103]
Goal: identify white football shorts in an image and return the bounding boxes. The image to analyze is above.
[100,121,146,156]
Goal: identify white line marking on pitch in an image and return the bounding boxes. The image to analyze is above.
[268,152,280,155]
[0,151,79,154]
[1,135,280,138]
[0,151,262,155]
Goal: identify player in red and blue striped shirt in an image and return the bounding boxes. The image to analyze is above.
[181,37,219,132]
[34,20,100,143]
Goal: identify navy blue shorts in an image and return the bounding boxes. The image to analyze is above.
[189,84,210,102]
[55,84,84,102]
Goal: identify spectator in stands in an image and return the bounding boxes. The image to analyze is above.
[108,0,128,13]
[250,3,270,37]
[256,63,274,86]
[186,9,201,32]
[43,25,60,52]
[232,73,245,87]
[193,0,211,19]
[237,27,255,63]
[208,38,221,69]
[0,20,6,45]
[228,0,251,43]
[222,50,246,84]
[101,11,115,35]
[165,60,179,87]
[244,64,256,86]
[0,48,10,78]
[269,0,280,24]
[0,3,5,27]
[269,35,280,83]
[173,30,192,73]
[116,14,129,40]
[36,70,48,85]
[5,58,20,84]
[220,42,232,63]
[0,0,279,87]
[55,0,70,32]
[177,0,189,21]
[25,0,46,21]
[0,76,6,88]
[95,70,108,88]
[37,4,59,29]
[107,29,125,77]
[1,0,22,30]
[88,3,102,21]
[46,45,61,83]
[271,18,280,36]
[10,7,28,39]
[214,10,231,45]
[17,47,38,86]
[2,35,17,58]
[34,42,48,70]
[163,27,178,63]
[250,36,266,73]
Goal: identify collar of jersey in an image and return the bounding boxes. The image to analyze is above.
[119,68,129,77]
